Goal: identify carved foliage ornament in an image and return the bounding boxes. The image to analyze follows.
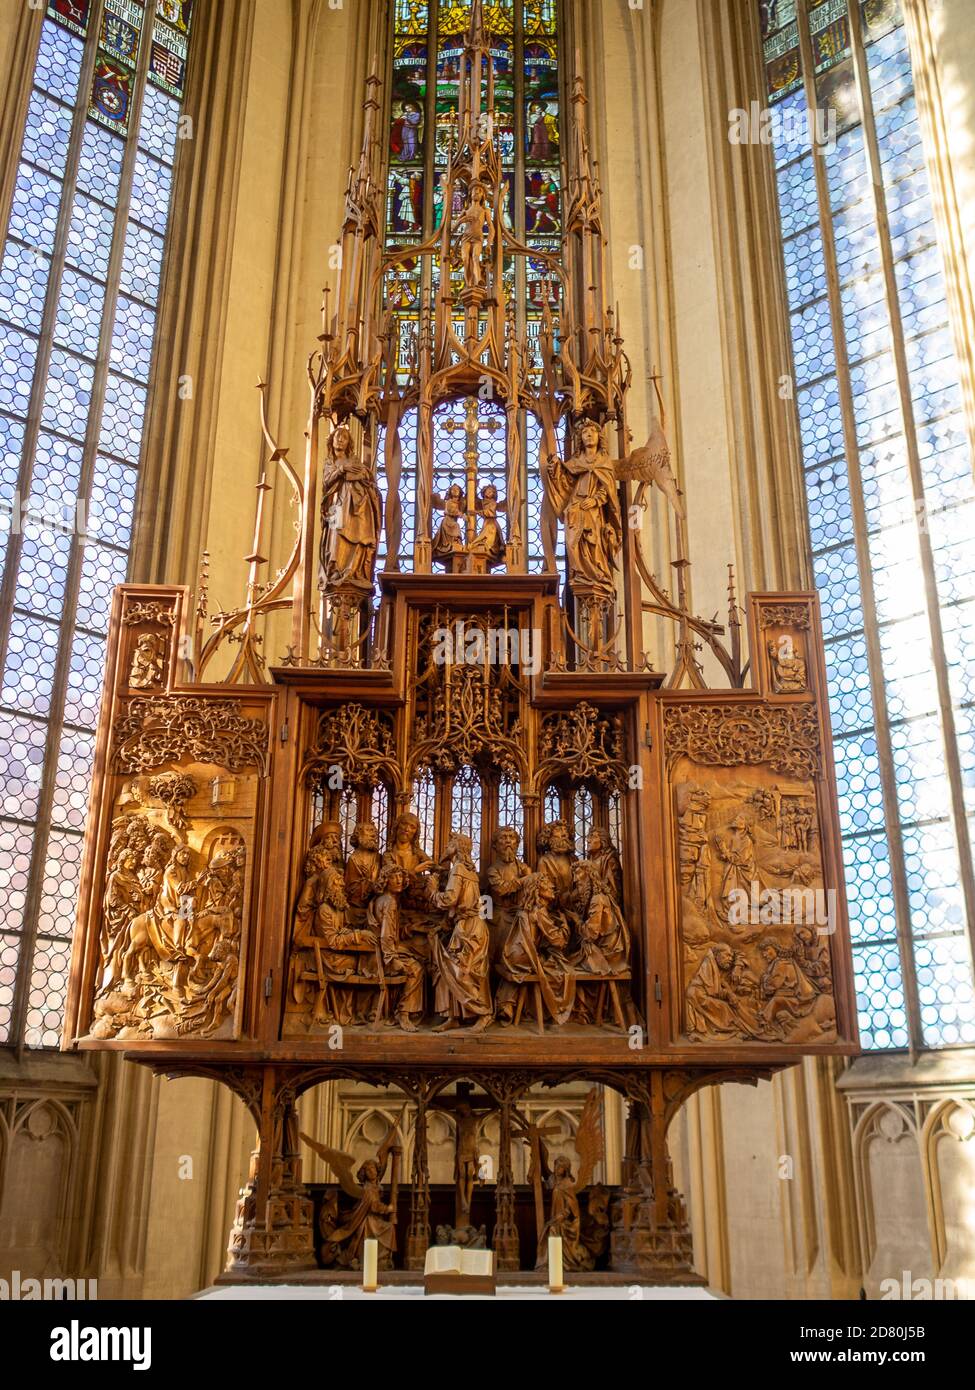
[758,604,811,631]
[663,703,820,780]
[302,703,397,789]
[537,701,628,791]
[112,696,270,775]
[122,601,177,627]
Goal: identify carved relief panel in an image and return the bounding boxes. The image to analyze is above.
[662,672,854,1051]
[64,587,276,1048]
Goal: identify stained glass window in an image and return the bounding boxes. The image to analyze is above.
[383,0,560,572]
[759,0,975,1049]
[0,0,194,1048]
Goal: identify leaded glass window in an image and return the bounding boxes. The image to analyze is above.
[450,764,483,869]
[497,774,523,844]
[0,0,194,1048]
[759,0,975,1049]
[411,770,437,857]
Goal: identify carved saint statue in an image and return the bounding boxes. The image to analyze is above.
[545,421,623,593]
[546,415,685,595]
[428,833,493,1033]
[319,423,382,591]
[768,635,807,693]
[301,1120,402,1270]
[456,181,494,290]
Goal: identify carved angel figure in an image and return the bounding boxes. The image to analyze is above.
[534,1087,605,1272]
[468,483,506,569]
[546,416,683,593]
[319,423,382,591]
[431,482,466,567]
[301,1118,402,1270]
[616,414,685,518]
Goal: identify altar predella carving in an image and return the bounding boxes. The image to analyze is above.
[64,5,857,1285]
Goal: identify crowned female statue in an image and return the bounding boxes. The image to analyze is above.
[319,422,382,592]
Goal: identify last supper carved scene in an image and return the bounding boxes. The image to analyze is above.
[63,4,858,1283]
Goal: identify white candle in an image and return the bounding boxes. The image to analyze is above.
[548,1235,564,1292]
[362,1238,379,1292]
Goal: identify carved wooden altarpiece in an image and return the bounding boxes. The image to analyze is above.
[64,6,857,1283]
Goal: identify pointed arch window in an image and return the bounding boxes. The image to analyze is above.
[0,1,194,1049]
[758,0,975,1049]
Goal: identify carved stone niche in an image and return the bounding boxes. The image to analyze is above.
[83,761,256,1043]
[671,754,838,1047]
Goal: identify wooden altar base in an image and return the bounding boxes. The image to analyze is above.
[214,1267,708,1289]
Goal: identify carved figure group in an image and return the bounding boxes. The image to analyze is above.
[91,812,245,1041]
[285,812,636,1034]
[675,771,837,1045]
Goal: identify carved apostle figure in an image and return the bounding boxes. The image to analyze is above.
[496,870,575,1026]
[584,826,624,905]
[309,819,346,877]
[535,820,576,910]
[545,420,623,592]
[344,820,381,925]
[383,810,435,911]
[757,937,819,1036]
[319,423,382,591]
[572,859,630,975]
[485,825,531,960]
[428,833,493,1032]
[291,847,377,1025]
[368,863,426,1030]
[685,943,759,1041]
